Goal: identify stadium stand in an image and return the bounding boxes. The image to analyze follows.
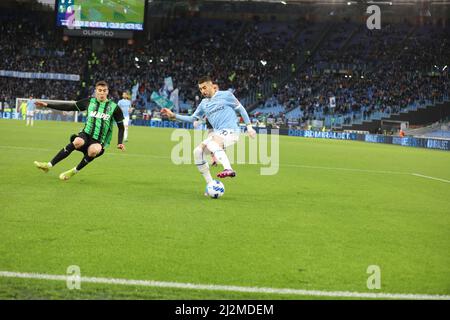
[0,6,448,131]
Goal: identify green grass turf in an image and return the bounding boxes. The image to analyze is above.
[79,0,145,24]
[0,119,449,300]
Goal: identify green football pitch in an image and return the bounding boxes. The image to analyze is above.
[0,119,449,299]
[78,0,145,24]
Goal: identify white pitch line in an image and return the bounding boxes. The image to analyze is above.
[0,145,54,152]
[0,145,411,173]
[1,145,449,182]
[282,163,410,175]
[411,173,450,184]
[0,271,449,300]
[0,145,169,160]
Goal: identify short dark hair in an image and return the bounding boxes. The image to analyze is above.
[95,80,108,88]
[197,76,213,85]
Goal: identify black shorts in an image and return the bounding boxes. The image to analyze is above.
[70,132,105,157]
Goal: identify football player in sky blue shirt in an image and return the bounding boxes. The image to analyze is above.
[162,76,256,188]
[118,92,132,142]
[26,95,37,126]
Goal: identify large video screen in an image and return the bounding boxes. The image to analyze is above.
[56,0,146,31]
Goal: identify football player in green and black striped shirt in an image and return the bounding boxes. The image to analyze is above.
[33,81,125,180]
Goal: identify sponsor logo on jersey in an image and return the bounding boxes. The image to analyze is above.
[89,111,111,121]
[207,105,225,116]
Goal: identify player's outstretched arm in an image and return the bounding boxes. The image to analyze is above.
[160,108,175,119]
[235,104,256,138]
[113,106,126,151]
[116,123,125,151]
[117,122,126,151]
[35,98,90,112]
[161,108,200,123]
[35,101,48,108]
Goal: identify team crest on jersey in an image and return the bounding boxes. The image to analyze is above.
[89,111,111,120]
[105,104,112,113]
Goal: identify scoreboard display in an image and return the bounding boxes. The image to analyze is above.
[56,0,146,31]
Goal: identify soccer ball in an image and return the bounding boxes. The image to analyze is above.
[206,180,225,199]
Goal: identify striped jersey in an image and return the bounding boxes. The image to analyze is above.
[79,98,123,147]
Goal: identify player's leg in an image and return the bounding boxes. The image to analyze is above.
[34,135,84,172]
[194,141,213,185]
[206,133,235,178]
[76,143,102,171]
[124,125,128,142]
[209,131,239,178]
[52,137,84,166]
[210,152,218,166]
[124,117,129,142]
[202,145,217,167]
[59,143,103,180]
[30,112,34,126]
[206,130,218,166]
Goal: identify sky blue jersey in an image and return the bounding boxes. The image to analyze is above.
[175,90,250,132]
[27,99,36,112]
[118,99,131,118]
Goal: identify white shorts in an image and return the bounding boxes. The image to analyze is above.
[123,116,130,126]
[26,111,35,117]
[202,129,240,149]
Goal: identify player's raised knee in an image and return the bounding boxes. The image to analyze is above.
[211,135,224,147]
[73,137,85,149]
[87,144,102,158]
[87,149,99,158]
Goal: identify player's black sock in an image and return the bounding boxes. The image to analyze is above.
[75,154,95,171]
[50,143,76,166]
